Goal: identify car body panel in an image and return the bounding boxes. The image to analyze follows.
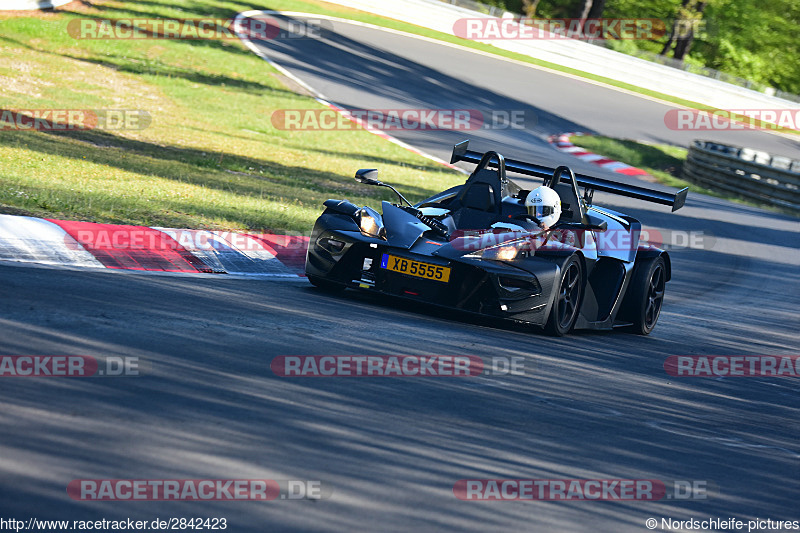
[306,141,686,333]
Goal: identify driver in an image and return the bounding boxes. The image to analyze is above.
[524,186,562,229]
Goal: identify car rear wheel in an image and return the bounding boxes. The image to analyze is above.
[307,275,346,292]
[623,256,666,335]
[544,255,584,336]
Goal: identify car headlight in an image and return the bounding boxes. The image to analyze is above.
[359,208,386,239]
[464,237,539,261]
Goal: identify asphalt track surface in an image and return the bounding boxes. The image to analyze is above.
[251,15,800,166]
[1,14,799,533]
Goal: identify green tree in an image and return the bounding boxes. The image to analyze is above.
[660,0,709,60]
[481,0,800,93]
[692,0,800,92]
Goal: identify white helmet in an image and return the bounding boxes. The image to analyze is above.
[525,186,561,229]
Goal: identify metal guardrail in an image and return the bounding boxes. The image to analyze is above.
[616,50,800,104]
[617,48,768,92]
[684,141,800,213]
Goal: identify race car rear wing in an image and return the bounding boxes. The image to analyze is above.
[450,140,688,212]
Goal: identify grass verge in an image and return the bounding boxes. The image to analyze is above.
[0,0,463,232]
[1,0,790,232]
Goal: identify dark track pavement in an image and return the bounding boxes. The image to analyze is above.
[0,14,798,533]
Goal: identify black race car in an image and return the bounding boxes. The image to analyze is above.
[305,141,688,336]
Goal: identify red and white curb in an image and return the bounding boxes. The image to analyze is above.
[548,132,648,176]
[0,215,308,277]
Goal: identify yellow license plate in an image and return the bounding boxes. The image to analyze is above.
[381,254,450,283]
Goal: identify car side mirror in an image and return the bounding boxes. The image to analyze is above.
[355,168,381,185]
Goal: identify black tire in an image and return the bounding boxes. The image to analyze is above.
[544,255,584,336]
[307,275,346,292]
[623,256,666,335]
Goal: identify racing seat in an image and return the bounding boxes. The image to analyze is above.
[546,166,588,225]
[451,168,503,229]
[552,182,586,223]
[462,181,496,211]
